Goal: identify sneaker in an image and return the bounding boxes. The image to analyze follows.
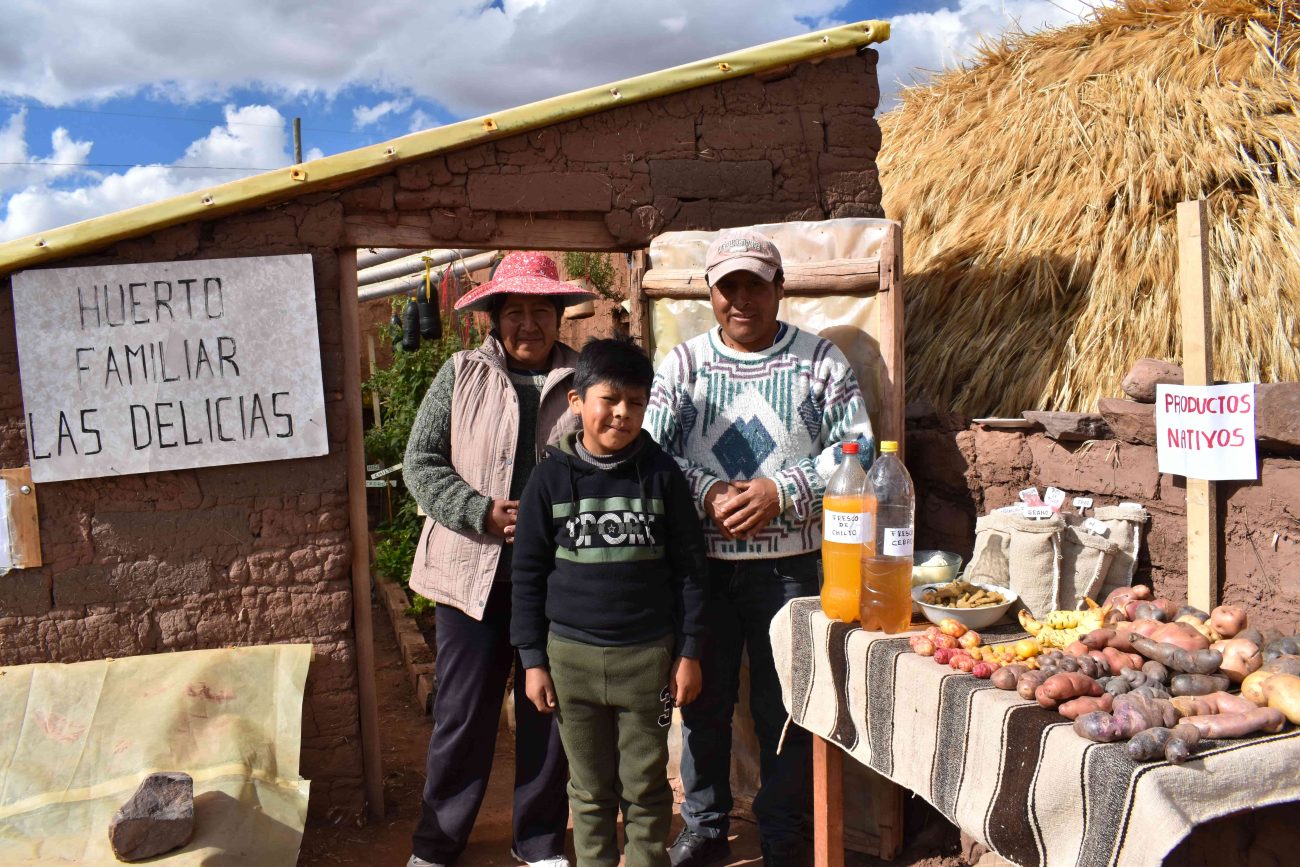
[668,828,731,866]
[510,848,571,867]
[760,838,807,867]
[406,857,447,867]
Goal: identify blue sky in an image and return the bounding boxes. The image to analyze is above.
[0,0,1094,242]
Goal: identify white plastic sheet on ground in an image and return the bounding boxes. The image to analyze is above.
[0,644,313,865]
[649,218,892,433]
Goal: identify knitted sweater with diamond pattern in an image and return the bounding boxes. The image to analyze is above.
[645,324,874,560]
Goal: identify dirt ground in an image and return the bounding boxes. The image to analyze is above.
[296,600,964,867]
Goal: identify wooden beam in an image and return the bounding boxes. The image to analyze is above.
[627,249,651,351]
[339,247,387,820]
[878,223,905,450]
[0,466,41,568]
[813,736,845,867]
[1177,199,1219,613]
[643,256,882,298]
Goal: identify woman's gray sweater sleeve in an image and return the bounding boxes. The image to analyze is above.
[403,359,492,533]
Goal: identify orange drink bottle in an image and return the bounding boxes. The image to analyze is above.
[861,441,914,634]
[821,441,871,623]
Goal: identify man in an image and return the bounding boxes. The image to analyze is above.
[645,229,873,866]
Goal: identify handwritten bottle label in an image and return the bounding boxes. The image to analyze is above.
[883,527,914,556]
[824,510,862,543]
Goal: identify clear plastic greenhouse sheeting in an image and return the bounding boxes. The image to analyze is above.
[648,219,893,432]
[0,644,313,866]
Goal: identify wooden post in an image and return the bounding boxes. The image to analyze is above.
[0,466,41,568]
[627,249,652,352]
[878,221,905,448]
[339,247,386,820]
[814,737,845,867]
[1177,199,1219,613]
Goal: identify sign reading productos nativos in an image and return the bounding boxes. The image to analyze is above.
[1155,383,1257,481]
[12,254,329,482]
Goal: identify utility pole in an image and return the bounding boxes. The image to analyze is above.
[293,117,303,164]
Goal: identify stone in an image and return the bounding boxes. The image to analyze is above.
[1021,411,1112,442]
[109,772,195,862]
[1121,359,1183,403]
[1098,397,1157,446]
[1255,382,1300,454]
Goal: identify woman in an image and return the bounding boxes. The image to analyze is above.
[405,251,593,867]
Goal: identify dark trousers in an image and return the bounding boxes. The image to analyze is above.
[412,583,569,864]
[549,634,674,867]
[678,552,818,847]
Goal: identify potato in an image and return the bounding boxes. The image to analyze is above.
[1263,655,1300,676]
[939,618,968,638]
[1170,673,1232,697]
[1140,660,1170,684]
[1017,670,1049,700]
[1215,638,1262,684]
[1081,629,1117,650]
[1181,707,1287,739]
[1059,693,1114,720]
[991,665,1025,690]
[1241,669,1277,706]
[1209,605,1247,639]
[1036,672,1102,709]
[1262,673,1300,724]
[1150,622,1211,652]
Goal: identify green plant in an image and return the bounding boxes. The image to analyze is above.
[366,298,485,614]
[561,251,620,300]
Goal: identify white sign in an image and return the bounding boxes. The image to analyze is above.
[1083,517,1110,536]
[1072,497,1094,510]
[1043,487,1066,510]
[1156,384,1257,481]
[12,255,329,483]
[823,509,863,544]
[1024,505,1053,520]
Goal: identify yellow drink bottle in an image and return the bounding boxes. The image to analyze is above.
[821,441,872,623]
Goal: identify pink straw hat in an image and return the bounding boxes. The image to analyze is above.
[454,251,596,312]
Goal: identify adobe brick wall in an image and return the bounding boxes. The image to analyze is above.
[0,48,883,824]
[906,419,1300,635]
[346,50,883,248]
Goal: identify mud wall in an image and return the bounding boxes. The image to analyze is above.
[907,415,1300,634]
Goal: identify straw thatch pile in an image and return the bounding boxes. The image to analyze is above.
[880,0,1300,416]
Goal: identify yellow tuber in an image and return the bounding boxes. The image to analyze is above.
[1262,673,1300,724]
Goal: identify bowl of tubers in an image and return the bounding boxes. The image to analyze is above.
[912,579,1019,630]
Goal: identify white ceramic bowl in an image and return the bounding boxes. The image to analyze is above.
[911,580,1019,630]
[911,550,963,587]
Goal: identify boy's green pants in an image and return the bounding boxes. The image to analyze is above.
[547,633,674,867]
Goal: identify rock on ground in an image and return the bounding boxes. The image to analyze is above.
[109,771,194,862]
[1122,359,1183,403]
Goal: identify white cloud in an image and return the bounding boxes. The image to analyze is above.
[877,0,1095,108]
[352,97,413,128]
[0,109,95,192]
[0,104,292,242]
[0,1,1100,115]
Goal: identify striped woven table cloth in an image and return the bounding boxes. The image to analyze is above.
[771,597,1300,867]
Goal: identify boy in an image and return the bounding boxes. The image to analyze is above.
[511,338,710,867]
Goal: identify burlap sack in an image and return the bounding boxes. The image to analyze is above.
[969,511,1063,618]
[1090,504,1149,601]
[1059,524,1120,609]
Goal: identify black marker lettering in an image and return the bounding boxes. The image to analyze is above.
[154,401,177,448]
[153,280,174,321]
[214,397,234,442]
[27,413,51,459]
[78,285,100,329]
[75,347,93,387]
[217,336,239,376]
[80,408,102,455]
[203,277,224,319]
[128,282,148,324]
[129,404,152,449]
[272,391,294,437]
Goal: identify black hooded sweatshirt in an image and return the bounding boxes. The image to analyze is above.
[511,430,709,670]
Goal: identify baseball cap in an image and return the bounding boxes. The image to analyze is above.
[704,229,782,287]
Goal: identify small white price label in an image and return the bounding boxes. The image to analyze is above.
[883,527,914,556]
[1083,517,1110,536]
[823,510,863,544]
[1024,505,1053,519]
[1019,487,1042,505]
[1044,487,1066,509]
[1072,497,1094,510]
[996,505,1023,514]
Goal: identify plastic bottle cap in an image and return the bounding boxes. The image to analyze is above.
[842,442,860,455]
[881,441,899,453]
